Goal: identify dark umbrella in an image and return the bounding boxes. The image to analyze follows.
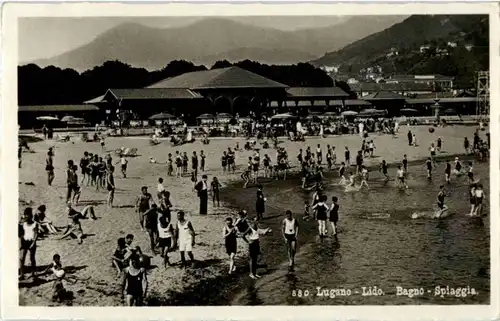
[196,113,215,119]
[149,113,176,120]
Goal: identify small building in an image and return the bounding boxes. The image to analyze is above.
[420,45,431,53]
[447,41,457,48]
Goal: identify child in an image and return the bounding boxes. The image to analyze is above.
[167,154,174,176]
[303,201,311,221]
[223,217,237,274]
[112,238,128,277]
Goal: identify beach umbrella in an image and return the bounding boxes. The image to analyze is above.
[36,116,59,121]
[359,108,383,116]
[60,116,76,122]
[196,113,214,119]
[341,110,358,116]
[149,113,176,120]
[444,108,457,115]
[400,108,418,114]
[217,113,233,119]
[271,113,297,120]
[324,111,338,116]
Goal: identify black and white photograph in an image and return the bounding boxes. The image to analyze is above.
[1,2,499,320]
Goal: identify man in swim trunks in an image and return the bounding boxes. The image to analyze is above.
[136,186,153,230]
[445,160,452,184]
[329,196,340,236]
[396,165,408,189]
[282,210,299,272]
[380,160,389,182]
[359,166,369,189]
[426,157,433,180]
[435,185,448,218]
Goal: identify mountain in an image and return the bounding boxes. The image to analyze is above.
[29,16,407,71]
[312,15,488,67]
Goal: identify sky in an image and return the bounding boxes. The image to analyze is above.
[19,16,349,62]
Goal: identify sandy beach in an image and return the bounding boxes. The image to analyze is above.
[18,125,483,306]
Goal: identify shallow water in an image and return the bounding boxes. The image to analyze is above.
[225,160,490,305]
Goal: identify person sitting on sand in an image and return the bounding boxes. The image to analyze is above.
[58,216,84,244]
[112,237,129,277]
[34,205,58,235]
[41,254,77,302]
[66,201,97,220]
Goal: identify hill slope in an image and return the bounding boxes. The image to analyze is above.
[313,15,488,67]
[30,16,406,71]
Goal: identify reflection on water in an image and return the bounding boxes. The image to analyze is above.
[225,161,490,305]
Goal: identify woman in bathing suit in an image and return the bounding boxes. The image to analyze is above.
[282,210,299,271]
[121,255,147,306]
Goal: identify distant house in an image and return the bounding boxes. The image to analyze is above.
[465,44,474,51]
[349,82,434,98]
[384,74,454,91]
[321,65,339,73]
[447,41,457,48]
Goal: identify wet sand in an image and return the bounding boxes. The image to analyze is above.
[18,125,483,306]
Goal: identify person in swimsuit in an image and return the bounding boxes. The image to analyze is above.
[336,162,346,185]
[435,185,448,218]
[211,177,222,207]
[175,151,182,177]
[107,166,116,208]
[397,165,408,189]
[227,148,236,173]
[174,211,196,268]
[426,157,433,180]
[221,151,228,173]
[437,137,442,152]
[445,160,452,184]
[329,196,340,236]
[46,149,55,186]
[359,166,369,188]
[474,184,485,216]
[297,149,303,165]
[200,150,206,172]
[468,184,477,216]
[464,137,470,154]
[135,186,153,230]
[157,215,174,269]
[34,205,58,235]
[303,201,311,221]
[58,215,84,244]
[66,201,97,220]
[402,154,408,176]
[182,152,189,176]
[142,204,159,254]
[429,143,436,166]
[263,154,271,178]
[380,160,389,182]
[368,140,375,157]
[241,157,252,188]
[282,210,299,272]
[252,156,260,184]
[344,146,350,166]
[112,237,128,277]
[240,218,271,279]
[316,144,322,165]
[167,153,174,176]
[256,185,266,221]
[117,155,128,178]
[19,208,38,280]
[312,195,329,237]
[453,157,463,176]
[121,255,148,306]
[79,152,90,185]
[223,217,237,274]
[467,161,474,183]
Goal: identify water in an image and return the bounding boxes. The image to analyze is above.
[223,160,490,305]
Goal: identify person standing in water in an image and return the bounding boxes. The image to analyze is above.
[282,210,299,272]
[474,184,485,216]
[397,165,408,189]
[426,157,433,180]
[380,160,389,182]
[256,185,266,221]
[329,196,340,236]
[435,185,448,218]
[211,177,222,207]
[444,160,452,184]
[359,166,369,189]
[344,146,351,166]
[338,162,347,185]
[467,161,474,183]
[312,195,329,237]
[223,217,237,274]
[468,184,477,216]
[135,186,153,230]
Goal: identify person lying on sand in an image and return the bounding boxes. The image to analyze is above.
[66,201,97,220]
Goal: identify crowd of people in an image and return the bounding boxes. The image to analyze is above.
[18,119,490,305]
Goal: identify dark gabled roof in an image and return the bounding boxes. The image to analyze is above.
[286,87,349,98]
[18,105,100,112]
[147,66,288,90]
[350,82,434,92]
[363,91,406,100]
[106,88,202,100]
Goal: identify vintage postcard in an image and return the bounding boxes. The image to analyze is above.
[1,2,499,320]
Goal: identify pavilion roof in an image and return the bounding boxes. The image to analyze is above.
[148,66,288,90]
[269,99,370,108]
[18,105,99,112]
[286,87,349,98]
[105,88,203,100]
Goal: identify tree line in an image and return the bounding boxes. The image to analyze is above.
[18,59,349,106]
